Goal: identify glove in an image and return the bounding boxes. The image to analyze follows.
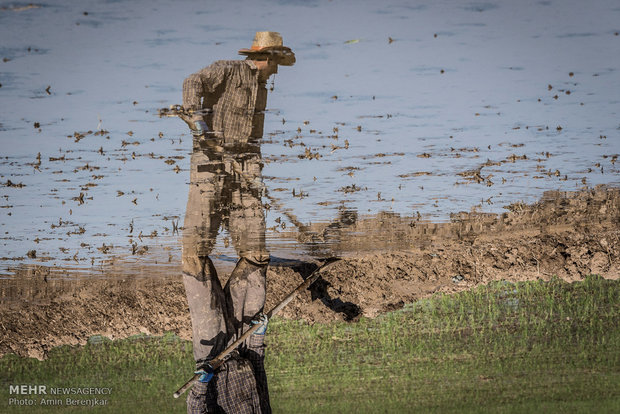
[191,119,208,137]
[251,313,269,335]
[194,364,215,383]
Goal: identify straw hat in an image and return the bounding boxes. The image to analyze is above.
[238,31,295,66]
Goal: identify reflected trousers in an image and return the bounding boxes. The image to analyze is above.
[182,148,269,362]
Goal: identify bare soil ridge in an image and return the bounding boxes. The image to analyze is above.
[1,186,618,359]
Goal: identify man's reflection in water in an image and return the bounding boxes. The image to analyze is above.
[179,32,294,414]
[183,134,268,354]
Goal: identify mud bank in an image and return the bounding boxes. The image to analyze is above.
[1,186,618,360]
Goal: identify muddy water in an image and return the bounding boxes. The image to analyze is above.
[1,0,619,278]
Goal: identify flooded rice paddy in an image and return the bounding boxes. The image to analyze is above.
[1,0,619,278]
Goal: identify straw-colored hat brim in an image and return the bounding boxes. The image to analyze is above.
[238,46,296,66]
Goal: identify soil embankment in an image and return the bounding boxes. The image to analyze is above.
[1,186,618,359]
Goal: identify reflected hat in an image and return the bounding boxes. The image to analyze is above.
[238,31,295,66]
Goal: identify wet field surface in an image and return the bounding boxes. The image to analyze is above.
[1,0,619,278]
[2,185,619,359]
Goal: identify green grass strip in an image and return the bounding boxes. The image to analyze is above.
[1,275,619,413]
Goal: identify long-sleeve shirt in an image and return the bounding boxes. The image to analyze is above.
[186,334,271,414]
[182,60,268,144]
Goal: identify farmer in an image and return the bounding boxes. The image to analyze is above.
[179,31,295,414]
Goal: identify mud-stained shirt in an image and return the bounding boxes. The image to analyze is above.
[186,334,271,414]
[183,60,268,144]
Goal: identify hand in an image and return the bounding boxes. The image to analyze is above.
[194,364,215,383]
[251,313,269,335]
[178,112,208,137]
[177,111,194,128]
